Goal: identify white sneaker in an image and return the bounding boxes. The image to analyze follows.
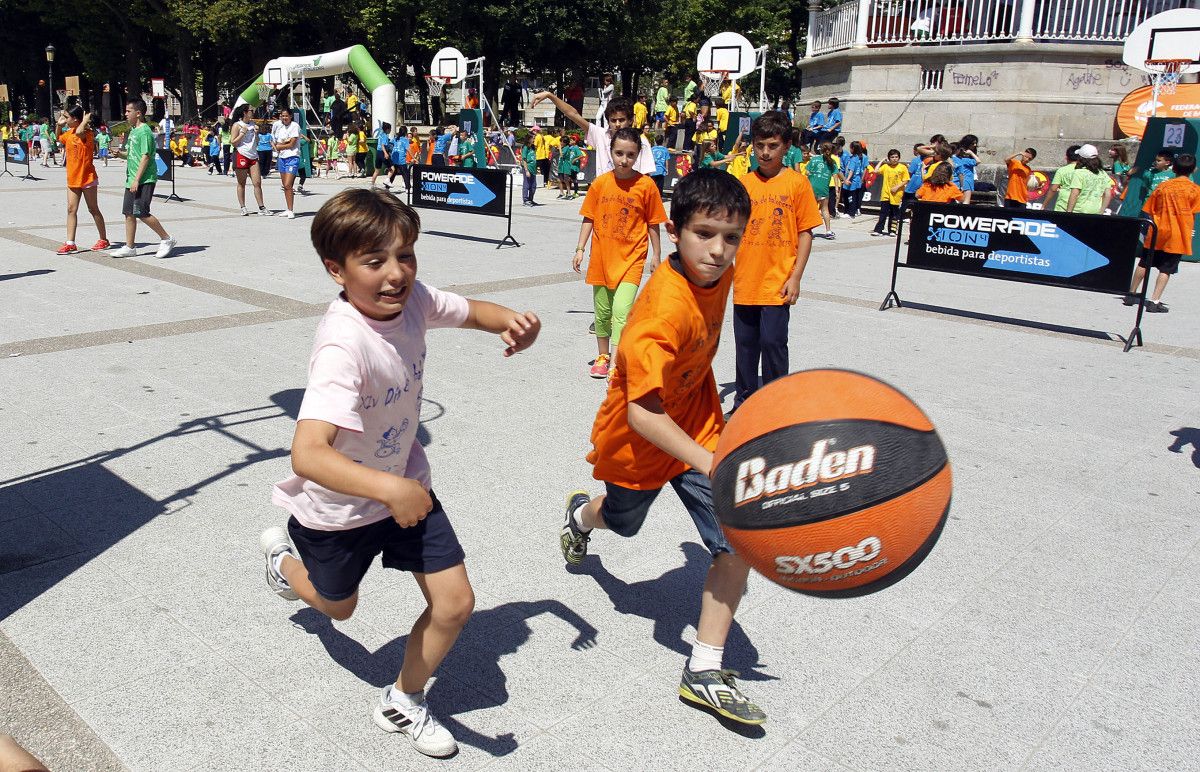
[373,687,458,758]
[109,245,138,258]
[285,210,295,220]
[241,206,249,216]
[155,237,177,258]
[258,527,299,601]
[258,207,271,217]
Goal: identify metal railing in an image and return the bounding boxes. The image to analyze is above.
[810,2,861,57]
[806,0,1191,56]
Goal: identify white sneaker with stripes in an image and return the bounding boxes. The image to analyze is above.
[373,687,458,758]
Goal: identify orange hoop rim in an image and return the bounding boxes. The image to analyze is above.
[1144,58,1190,72]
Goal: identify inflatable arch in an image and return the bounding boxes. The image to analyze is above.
[234,45,396,131]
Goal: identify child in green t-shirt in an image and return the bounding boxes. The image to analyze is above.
[521,136,539,206]
[556,136,581,199]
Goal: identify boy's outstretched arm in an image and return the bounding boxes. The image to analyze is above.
[292,419,433,527]
[627,392,714,477]
[462,300,541,356]
[529,91,590,133]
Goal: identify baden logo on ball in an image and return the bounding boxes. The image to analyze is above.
[712,369,951,597]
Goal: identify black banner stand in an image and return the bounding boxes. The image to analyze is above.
[156,149,184,202]
[407,165,520,250]
[2,141,37,181]
[879,202,1157,353]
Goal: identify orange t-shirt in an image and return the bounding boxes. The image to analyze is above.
[1142,176,1200,256]
[917,182,963,203]
[1006,158,1031,203]
[734,168,824,305]
[587,257,732,490]
[407,139,421,165]
[61,128,97,189]
[580,171,667,289]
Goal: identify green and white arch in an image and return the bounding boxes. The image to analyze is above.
[234,45,396,131]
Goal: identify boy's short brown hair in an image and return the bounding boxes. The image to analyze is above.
[311,188,421,267]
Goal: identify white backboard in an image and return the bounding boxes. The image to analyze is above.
[1122,8,1200,74]
[430,47,468,85]
[696,32,756,80]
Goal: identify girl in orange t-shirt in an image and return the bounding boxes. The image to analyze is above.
[572,128,668,379]
[55,106,109,254]
[916,161,963,204]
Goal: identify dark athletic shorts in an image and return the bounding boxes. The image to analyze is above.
[600,469,732,557]
[1139,250,1182,275]
[287,491,465,601]
[122,184,155,217]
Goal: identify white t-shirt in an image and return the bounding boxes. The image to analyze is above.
[234,120,258,158]
[587,122,655,176]
[272,284,470,531]
[271,120,301,158]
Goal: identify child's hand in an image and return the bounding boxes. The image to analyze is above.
[571,250,584,273]
[780,274,801,305]
[382,477,433,527]
[500,311,540,356]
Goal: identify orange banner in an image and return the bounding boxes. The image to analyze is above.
[1117,84,1200,139]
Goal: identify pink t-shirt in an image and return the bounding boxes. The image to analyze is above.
[587,122,655,177]
[272,283,469,531]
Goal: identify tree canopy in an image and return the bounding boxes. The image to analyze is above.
[0,0,808,119]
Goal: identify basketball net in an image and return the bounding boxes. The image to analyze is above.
[425,75,451,98]
[258,82,275,104]
[1146,59,1187,95]
[699,70,728,99]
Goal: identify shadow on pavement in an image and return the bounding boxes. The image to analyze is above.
[0,269,54,282]
[569,542,774,683]
[290,598,599,757]
[0,389,443,620]
[897,300,1119,342]
[1168,427,1200,468]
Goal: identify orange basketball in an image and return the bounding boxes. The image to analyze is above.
[712,369,951,597]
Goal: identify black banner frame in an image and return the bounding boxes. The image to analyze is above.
[2,139,36,181]
[155,149,184,202]
[879,201,1158,353]
[407,164,520,250]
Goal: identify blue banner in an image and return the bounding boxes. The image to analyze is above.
[410,164,507,218]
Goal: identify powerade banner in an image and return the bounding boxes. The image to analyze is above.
[4,140,28,164]
[155,149,173,182]
[411,164,507,218]
[906,202,1142,294]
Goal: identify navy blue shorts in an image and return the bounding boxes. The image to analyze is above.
[287,491,465,601]
[601,469,732,557]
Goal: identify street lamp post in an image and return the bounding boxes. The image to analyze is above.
[45,45,55,118]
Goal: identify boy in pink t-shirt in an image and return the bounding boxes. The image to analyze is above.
[259,188,540,759]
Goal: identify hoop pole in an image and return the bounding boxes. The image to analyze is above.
[757,46,769,113]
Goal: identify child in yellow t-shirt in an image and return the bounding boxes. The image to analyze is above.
[871,149,911,236]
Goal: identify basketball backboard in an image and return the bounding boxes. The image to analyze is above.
[696,32,756,79]
[430,47,468,85]
[1122,8,1200,74]
[264,66,284,86]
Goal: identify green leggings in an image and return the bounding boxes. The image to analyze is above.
[593,282,639,345]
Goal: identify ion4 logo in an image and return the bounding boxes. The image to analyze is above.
[775,536,882,576]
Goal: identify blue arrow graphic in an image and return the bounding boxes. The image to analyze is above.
[155,153,168,177]
[446,173,496,208]
[982,219,1109,278]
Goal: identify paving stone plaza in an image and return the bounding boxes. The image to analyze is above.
[1,164,1197,771]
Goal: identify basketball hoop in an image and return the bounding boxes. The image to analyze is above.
[425,75,452,97]
[258,81,278,103]
[1145,58,1188,94]
[699,70,729,99]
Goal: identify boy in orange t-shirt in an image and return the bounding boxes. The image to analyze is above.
[561,169,765,725]
[1004,148,1037,209]
[573,128,667,379]
[731,111,823,411]
[1127,153,1200,313]
[917,161,964,203]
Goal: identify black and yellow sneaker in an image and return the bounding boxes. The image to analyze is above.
[679,667,767,725]
[561,491,592,565]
